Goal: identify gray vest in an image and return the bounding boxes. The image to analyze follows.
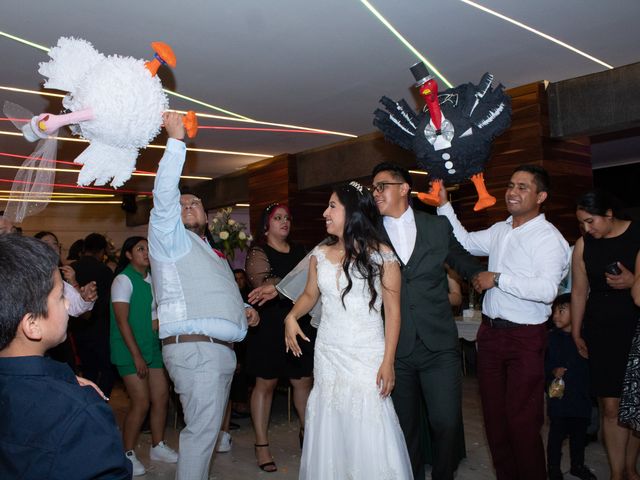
[150,230,247,338]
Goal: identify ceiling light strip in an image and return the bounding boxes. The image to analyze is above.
[0,151,210,180]
[0,189,114,197]
[170,110,358,138]
[359,0,453,88]
[197,125,327,134]
[0,31,358,138]
[0,31,50,52]
[459,0,613,70]
[0,197,122,205]
[0,177,150,195]
[0,130,271,158]
[0,83,356,139]
[163,89,251,121]
[0,85,66,98]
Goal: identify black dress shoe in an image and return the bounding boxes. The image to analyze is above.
[548,465,563,480]
[569,465,597,480]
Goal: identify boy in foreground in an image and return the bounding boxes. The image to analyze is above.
[0,235,132,479]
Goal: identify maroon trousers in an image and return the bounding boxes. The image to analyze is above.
[477,322,547,480]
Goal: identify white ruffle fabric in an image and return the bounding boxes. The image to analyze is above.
[38,37,168,187]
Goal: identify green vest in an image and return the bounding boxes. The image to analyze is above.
[110,264,156,366]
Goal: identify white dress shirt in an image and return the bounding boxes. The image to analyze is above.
[383,207,417,265]
[437,202,570,324]
[63,281,94,317]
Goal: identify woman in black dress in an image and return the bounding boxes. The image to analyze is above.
[245,203,315,472]
[571,190,640,480]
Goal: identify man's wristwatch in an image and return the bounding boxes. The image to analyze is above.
[493,272,501,288]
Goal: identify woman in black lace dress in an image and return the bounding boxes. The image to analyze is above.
[245,203,315,472]
[571,190,640,480]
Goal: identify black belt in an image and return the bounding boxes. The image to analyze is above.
[481,314,531,329]
[161,334,233,350]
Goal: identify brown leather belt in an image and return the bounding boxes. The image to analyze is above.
[161,334,233,350]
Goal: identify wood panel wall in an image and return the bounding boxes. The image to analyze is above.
[236,81,593,249]
[448,81,592,244]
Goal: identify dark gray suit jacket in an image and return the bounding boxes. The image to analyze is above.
[382,209,483,357]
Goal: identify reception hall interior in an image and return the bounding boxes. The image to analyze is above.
[1,0,640,478]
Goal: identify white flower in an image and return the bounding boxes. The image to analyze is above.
[238,231,246,240]
[212,218,219,223]
[247,235,253,242]
[219,231,229,240]
[228,219,236,226]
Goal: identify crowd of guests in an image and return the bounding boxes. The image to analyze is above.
[0,113,639,480]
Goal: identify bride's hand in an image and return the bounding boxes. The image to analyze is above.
[376,360,395,397]
[284,315,309,357]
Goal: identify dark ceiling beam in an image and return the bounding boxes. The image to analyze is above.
[548,62,640,138]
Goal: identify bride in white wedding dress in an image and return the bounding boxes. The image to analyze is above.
[284,182,413,480]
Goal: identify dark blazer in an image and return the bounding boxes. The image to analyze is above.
[381,209,483,357]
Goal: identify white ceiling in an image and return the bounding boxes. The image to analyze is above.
[1,0,639,196]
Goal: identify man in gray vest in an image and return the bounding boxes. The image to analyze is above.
[372,162,484,480]
[149,112,259,480]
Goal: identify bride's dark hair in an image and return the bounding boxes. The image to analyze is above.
[327,181,387,311]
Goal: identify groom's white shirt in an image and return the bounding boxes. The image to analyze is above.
[383,206,417,265]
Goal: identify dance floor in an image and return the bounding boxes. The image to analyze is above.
[109,376,611,479]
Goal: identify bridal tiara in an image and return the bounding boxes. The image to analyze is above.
[349,181,364,195]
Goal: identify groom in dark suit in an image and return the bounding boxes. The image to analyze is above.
[372,162,484,480]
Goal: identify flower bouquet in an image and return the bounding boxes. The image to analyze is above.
[208,207,252,260]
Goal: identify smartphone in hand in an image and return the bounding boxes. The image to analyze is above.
[605,262,622,275]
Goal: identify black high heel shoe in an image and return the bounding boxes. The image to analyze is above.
[254,444,277,473]
[299,427,305,449]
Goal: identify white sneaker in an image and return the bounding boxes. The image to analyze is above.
[215,431,232,453]
[125,450,146,476]
[150,441,179,463]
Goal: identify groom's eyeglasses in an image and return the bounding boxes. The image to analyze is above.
[370,182,403,193]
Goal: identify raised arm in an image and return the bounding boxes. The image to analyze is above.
[437,201,493,256]
[284,254,321,356]
[148,112,189,261]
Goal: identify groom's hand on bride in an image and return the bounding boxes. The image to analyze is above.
[284,315,309,357]
[377,361,395,397]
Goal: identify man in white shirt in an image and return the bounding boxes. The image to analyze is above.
[436,165,570,480]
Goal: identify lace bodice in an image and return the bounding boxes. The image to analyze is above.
[311,246,398,347]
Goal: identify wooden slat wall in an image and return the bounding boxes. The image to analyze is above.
[245,81,592,248]
[448,82,592,243]
[247,154,293,239]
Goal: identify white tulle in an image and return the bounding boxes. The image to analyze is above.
[299,247,413,480]
[38,37,168,188]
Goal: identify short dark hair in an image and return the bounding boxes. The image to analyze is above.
[576,188,628,219]
[513,164,550,193]
[67,239,85,261]
[0,235,59,350]
[83,233,107,254]
[553,292,571,310]
[34,231,58,242]
[372,162,413,189]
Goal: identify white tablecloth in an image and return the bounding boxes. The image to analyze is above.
[454,317,481,342]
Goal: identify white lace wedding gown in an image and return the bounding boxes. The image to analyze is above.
[299,247,413,480]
